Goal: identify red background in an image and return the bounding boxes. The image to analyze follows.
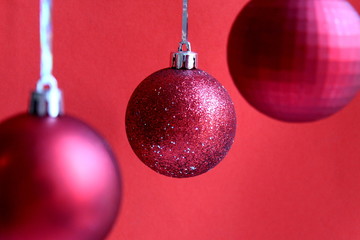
[0,0,360,239]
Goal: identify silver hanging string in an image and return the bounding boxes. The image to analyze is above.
[37,0,57,91]
[179,0,191,51]
[171,0,197,69]
[30,0,62,117]
[181,0,188,43]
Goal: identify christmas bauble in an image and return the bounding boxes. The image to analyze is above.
[126,68,236,178]
[228,0,360,122]
[0,114,121,240]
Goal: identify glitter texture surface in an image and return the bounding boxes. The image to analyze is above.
[126,68,236,178]
[228,0,360,122]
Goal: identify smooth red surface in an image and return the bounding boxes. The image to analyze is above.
[0,0,359,240]
[0,114,121,240]
[228,0,360,122]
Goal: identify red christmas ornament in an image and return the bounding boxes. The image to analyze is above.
[126,68,236,178]
[228,0,360,122]
[0,1,121,239]
[126,0,236,178]
[0,114,121,240]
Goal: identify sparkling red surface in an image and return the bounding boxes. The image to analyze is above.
[228,0,360,122]
[126,68,236,178]
[0,114,121,240]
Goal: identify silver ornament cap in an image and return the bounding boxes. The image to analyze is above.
[171,41,198,69]
[29,75,63,117]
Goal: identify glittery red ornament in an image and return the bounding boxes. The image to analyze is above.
[0,114,121,240]
[126,0,236,177]
[126,68,236,178]
[228,0,360,122]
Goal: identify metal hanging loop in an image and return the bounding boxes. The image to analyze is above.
[30,0,63,117]
[171,0,198,69]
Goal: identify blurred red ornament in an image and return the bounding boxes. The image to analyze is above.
[228,0,360,122]
[126,68,236,178]
[0,114,121,240]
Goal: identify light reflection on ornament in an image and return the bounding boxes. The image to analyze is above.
[0,114,122,240]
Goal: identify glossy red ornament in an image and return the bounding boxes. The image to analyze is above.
[228,0,360,122]
[126,68,236,178]
[0,114,121,240]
